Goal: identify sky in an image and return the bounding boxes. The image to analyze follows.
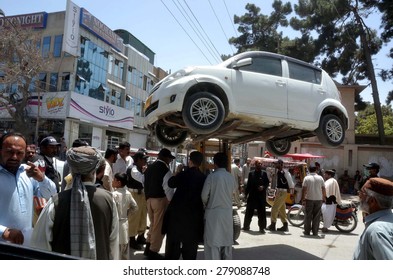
[1,0,392,104]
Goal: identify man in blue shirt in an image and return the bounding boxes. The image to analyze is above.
[353,177,393,260]
[0,132,56,245]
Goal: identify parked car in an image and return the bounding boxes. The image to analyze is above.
[144,51,348,155]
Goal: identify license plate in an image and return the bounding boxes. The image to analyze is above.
[144,95,152,111]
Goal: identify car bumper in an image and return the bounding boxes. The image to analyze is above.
[144,77,197,127]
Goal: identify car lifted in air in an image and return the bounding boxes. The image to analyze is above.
[144,51,348,155]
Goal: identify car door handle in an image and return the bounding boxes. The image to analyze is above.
[275,80,286,87]
[317,88,326,95]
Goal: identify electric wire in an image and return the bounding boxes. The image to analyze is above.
[160,0,212,64]
[173,0,221,64]
[223,0,238,38]
[207,0,235,54]
[182,0,222,62]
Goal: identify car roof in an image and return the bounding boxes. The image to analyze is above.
[221,51,321,72]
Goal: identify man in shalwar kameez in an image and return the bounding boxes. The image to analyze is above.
[201,152,237,260]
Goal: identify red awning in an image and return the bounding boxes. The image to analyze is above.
[283,153,325,161]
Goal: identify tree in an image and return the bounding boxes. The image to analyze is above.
[355,103,393,135]
[0,22,49,140]
[290,0,386,144]
[229,2,298,55]
[364,0,393,106]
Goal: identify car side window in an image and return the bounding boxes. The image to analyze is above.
[239,56,282,77]
[287,61,322,84]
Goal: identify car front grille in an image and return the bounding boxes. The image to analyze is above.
[150,83,161,95]
[145,100,159,116]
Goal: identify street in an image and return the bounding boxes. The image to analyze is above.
[130,194,363,260]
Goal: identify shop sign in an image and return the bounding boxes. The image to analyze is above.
[26,92,68,118]
[69,92,134,130]
[80,8,123,52]
[0,12,47,28]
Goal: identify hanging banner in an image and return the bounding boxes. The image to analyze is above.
[63,0,81,56]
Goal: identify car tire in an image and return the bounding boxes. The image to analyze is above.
[316,114,345,147]
[233,209,241,242]
[265,139,291,156]
[155,123,188,147]
[182,92,225,134]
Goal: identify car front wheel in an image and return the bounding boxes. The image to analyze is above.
[182,92,225,134]
[316,114,345,147]
[155,123,188,147]
[265,138,291,156]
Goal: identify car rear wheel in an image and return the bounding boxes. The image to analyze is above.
[182,92,225,134]
[265,139,291,156]
[316,114,345,147]
[155,123,188,147]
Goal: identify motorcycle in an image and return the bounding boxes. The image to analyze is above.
[287,201,359,233]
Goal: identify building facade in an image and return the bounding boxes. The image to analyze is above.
[0,5,165,150]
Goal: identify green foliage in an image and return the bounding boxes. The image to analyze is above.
[290,0,383,84]
[229,2,294,55]
[355,103,393,135]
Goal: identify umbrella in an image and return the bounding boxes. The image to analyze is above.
[283,153,325,161]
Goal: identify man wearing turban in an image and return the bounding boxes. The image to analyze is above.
[31,146,119,259]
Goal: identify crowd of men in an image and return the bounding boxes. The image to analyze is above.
[0,133,237,260]
[0,132,392,260]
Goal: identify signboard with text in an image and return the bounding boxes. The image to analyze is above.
[80,8,123,52]
[69,92,134,130]
[0,12,47,28]
[63,0,81,56]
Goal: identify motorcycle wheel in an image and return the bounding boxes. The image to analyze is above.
[334,212,358,233]
[287,205,305,227]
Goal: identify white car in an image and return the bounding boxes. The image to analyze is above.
[144,51,348,155]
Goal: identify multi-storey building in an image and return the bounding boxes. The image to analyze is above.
[0,3,166,150]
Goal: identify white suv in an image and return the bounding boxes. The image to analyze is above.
[144,51,348,155]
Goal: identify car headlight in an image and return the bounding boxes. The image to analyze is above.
[167,67,195,81]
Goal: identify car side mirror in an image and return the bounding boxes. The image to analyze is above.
[232,58,252,69]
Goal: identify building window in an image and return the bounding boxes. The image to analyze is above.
[108,55,113,75]
[125,94,132,110]
[60,73,70,91]
[127,66,133,83]
[49,73,58,92]
[53,35,63,57]
[42,36,51,58]
[74,39,110,102]
[143,75,148,91]
[29,76,38,92]
[135,98,142,116]
[111,89,121,106]
[114,59,119,78]
[38,73,47,91]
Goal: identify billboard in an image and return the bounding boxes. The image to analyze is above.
[80,8,123,52]
[0,12,47,28]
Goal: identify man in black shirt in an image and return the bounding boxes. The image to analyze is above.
[144,148,175,259]
[242,159,270,233]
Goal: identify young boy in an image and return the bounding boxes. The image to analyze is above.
[112,172,138,260]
